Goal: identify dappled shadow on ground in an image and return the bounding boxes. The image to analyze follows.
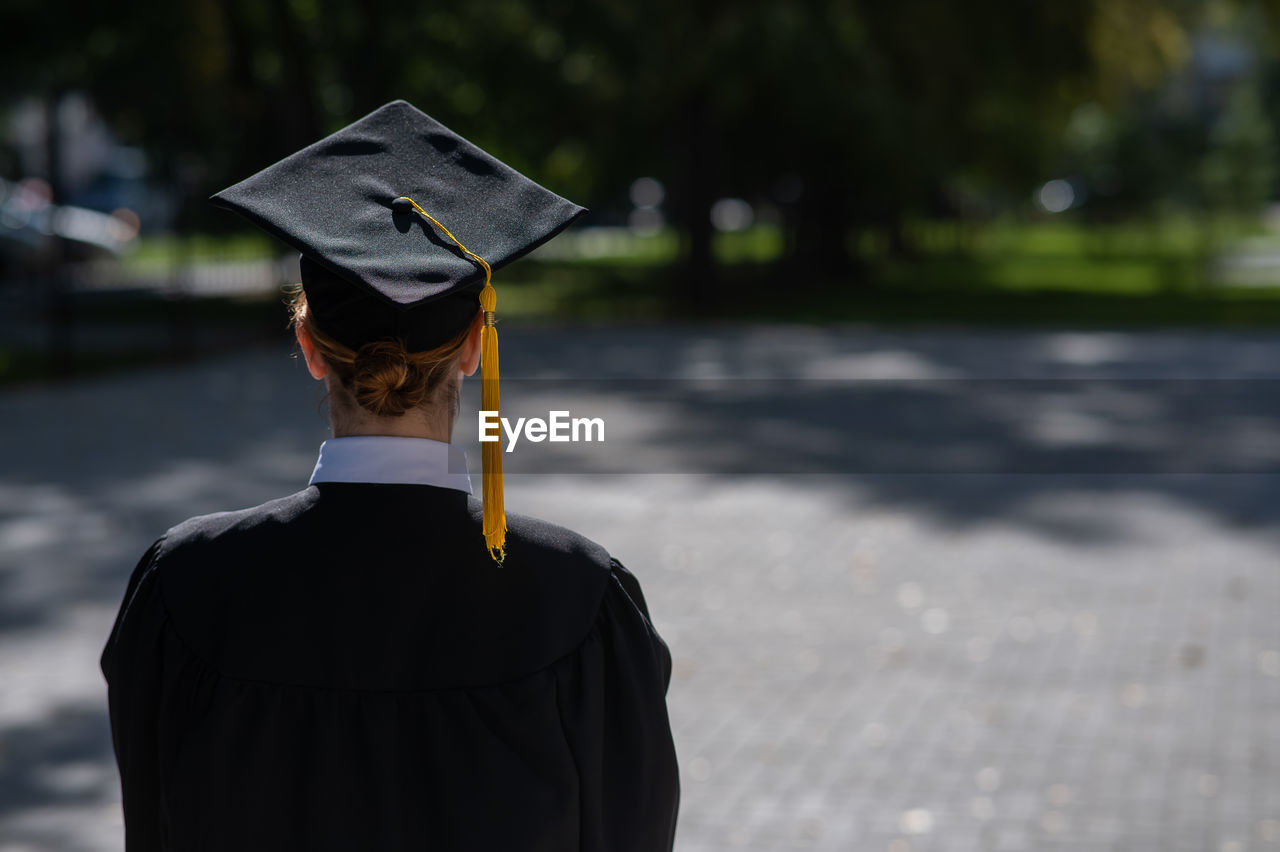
[474,325,1280,538]
[0,343,328,643]
[0,704,115,820]
[481,377,1280,476]
[1,325,1279,849]
[0,701,125,852]
[3,327,1280,640]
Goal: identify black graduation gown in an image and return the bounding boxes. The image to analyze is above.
[101,483,680,851]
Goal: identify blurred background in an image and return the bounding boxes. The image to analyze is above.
[9,0,1280,354]
[3,1,1280,850]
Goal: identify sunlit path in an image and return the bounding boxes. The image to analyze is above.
[2,326,1279,851]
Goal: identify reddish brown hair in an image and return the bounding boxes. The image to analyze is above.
[288,285,476,418]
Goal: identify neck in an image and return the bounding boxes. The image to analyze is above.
[326,377,458,442]
[331,408,453,441]
[332,420,452,442]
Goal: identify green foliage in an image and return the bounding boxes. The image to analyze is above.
[1199,85,1277,215]
[7,0,1280,305]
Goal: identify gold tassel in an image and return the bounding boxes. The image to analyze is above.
[395,196,505,562]
[479,289,506,562]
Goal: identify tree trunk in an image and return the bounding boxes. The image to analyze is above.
[44,91,72,376]
[788,173,854,282]
[267,0,323,148]
[678,101,717,311]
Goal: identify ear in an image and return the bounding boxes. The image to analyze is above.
[295,324,328,380]
[459,311,483,377]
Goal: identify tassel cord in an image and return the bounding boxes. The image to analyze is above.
[396,195,506,562]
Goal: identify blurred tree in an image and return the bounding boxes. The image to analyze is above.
[6,0,1276,306]
[540,0,1206,295]
[1059,0,1276,227]
[1200,84,1276,217]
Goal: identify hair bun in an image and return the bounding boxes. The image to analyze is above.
[351,341,429,417]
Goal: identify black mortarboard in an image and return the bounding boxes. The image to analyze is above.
[210,99,587,562]
[209,99,586,351]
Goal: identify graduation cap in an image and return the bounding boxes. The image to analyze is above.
[210,99,587,562]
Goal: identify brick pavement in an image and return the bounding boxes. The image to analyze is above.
[1,326,1279,851]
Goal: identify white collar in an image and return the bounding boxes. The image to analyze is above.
[308,436,473,494]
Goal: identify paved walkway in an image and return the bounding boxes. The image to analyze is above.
[1,325,1279,851]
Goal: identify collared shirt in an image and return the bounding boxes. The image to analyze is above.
[308,436,473,495]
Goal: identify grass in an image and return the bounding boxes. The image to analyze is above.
[748,279,1280,327]
[9,217,1280,385]
[510,217,1280,326]
[126,233,278,267]
[0,345,191,385]
[492,262,670,320]
[0,291,292,386]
